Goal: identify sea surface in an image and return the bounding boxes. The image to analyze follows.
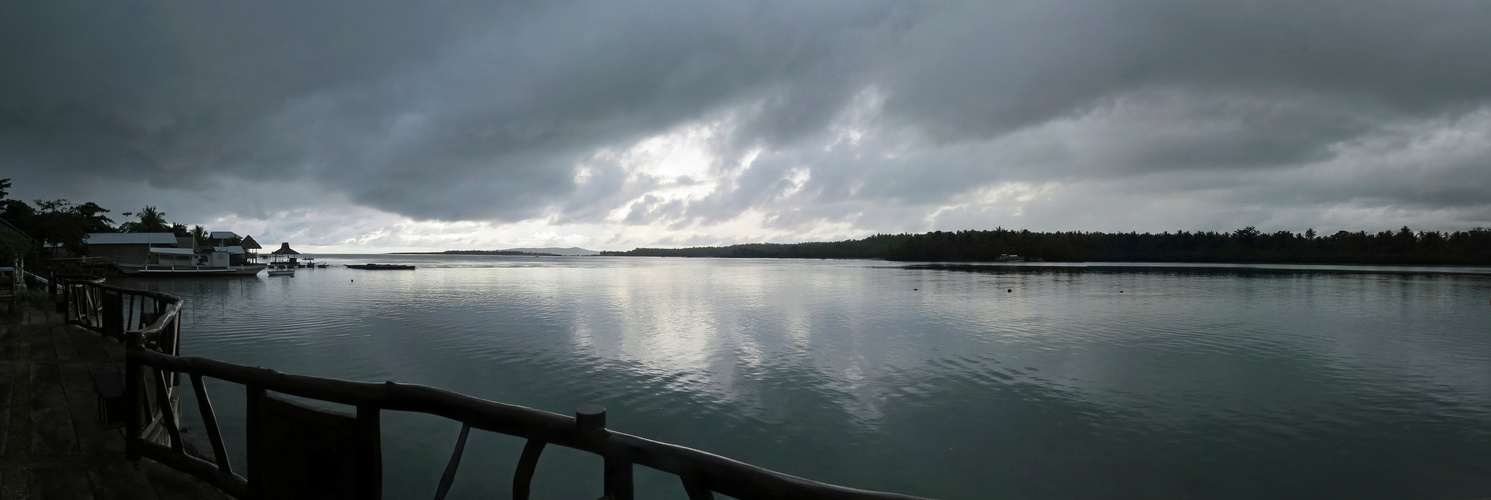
[117,256,1491,499]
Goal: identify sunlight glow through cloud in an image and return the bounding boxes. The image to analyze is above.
[8,1,1491,252]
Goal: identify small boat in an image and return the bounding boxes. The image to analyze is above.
[267,263,295,277]
[345,263,416,270]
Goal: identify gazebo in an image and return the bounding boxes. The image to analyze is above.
[240,235,263,262]
[271,242,300,266]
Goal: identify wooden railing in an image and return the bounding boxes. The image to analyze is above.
[62,277,184,439]
[62,278,928,500]
[61,276,180,355]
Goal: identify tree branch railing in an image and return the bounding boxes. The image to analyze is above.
[63,277,183,436]
[72,277,927,500]
[128,349,927,500]
[61,276,180,355]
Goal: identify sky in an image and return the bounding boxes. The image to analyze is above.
[4,1,1491,253]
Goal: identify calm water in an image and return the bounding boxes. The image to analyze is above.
[119,257,1491,499]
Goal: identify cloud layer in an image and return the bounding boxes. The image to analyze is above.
[5,0,1490,250]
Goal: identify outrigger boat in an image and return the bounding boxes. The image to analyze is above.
[345,263,416,270]
[114,248,266,276]
[115,263,267,276]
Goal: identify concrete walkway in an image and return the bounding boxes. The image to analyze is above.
[0,302,230,500]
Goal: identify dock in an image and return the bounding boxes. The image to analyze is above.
[0,302,228,500]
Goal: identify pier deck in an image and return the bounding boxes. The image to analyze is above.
[0,302,229,500]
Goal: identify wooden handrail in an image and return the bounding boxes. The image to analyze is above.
[129,350,925,499]
[64,276,930,500]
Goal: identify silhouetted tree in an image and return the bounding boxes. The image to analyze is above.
[191,225,208,247]
[24,199,94,255]
[119,206,171,233]
[73,202,114,233]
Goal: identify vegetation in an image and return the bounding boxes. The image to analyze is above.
[1,197,114,255]
[0,179,219,260]
[116,206,174,234]
[884,227,1491,264]
[0,230,31,265]
[5,178,1488,266]
[601,234,915,259]
[604,227,1491,265]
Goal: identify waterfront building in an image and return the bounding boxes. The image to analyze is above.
[83,232,180,267]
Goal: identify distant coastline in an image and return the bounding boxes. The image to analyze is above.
[392,246,602,257]
[598,227,1491,266]
[391,250,562,256]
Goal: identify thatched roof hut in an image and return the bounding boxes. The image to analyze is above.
[272,242,300,255]
[240,235,262,250]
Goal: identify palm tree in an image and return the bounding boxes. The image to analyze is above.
[137,206,168,232]
[120,206,171,233]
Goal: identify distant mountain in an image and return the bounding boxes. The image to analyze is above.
[504,247,599,256]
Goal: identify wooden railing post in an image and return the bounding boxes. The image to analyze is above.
[103,288,123,339]
[356,405,382,500]
[578,405,633,500]
[62,281,73,324]
[50,272,63,313]
[124,331,145,460]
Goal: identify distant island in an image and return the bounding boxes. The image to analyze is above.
[392,250,559,256]
[504,247,600,256]
[600,227,1491,266]
[392,247,601,257]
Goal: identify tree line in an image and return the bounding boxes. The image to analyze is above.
[601,234,915,259]
[0,178,221,260]
[603,226,1491,265]
[6,178,1488,266]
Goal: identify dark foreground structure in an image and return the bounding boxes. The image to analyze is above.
[10,277,925,500]
[0,300,229,499]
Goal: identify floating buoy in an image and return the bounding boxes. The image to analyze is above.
[913,288,918,291]
[1007,289,1012,293]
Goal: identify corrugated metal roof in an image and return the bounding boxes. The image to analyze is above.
[209,231,239,240]
[86,233,180,245]
[214,246,246,255]
[149,247,196,255]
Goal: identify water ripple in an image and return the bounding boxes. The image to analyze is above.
[125,258,1491,500]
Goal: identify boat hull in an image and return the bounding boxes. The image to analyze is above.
[345,264,416,270]
[115,264,267,276]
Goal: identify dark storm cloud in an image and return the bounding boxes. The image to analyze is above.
[5,0,1491,237]
[879,0,1491,140]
